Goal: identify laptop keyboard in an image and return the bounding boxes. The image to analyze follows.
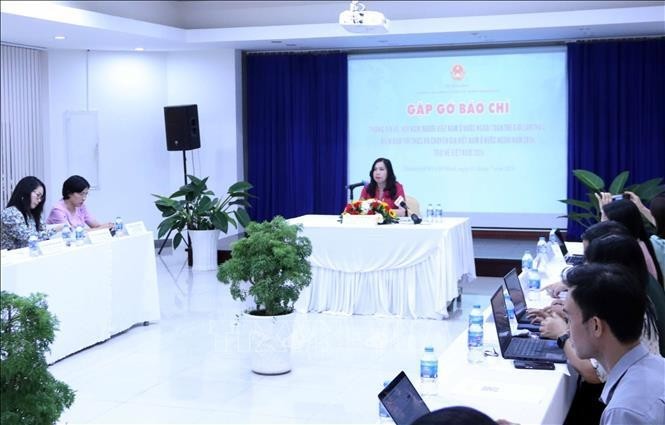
[566,255,585,266]
[508,337,543,356]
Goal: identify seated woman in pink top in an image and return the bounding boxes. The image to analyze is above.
[46,175,113,229]
[359,157,407,217]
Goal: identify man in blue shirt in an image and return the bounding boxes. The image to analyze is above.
[562,263,665,425]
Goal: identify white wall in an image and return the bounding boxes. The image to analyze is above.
[45,48,240,235]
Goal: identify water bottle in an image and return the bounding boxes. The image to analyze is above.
[379,381,392,423]
[503,288,518,334]
[435,203,443,223]
[61,224,72,246]
[528,266,541,301]
[114,216,124,237]
[467,305,484,363]
[521,250,533,271]
[535,236,549,269]
[28,235,40,256]
[75,226,85,246]
[426,204,434,223]
[420,346,438,396]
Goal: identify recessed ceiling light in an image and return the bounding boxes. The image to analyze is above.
[134,47,145,51]
[54,35,66,40]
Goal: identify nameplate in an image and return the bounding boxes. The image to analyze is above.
[125,221,147,236]
[88,228,113,244]
[1,248,29,263]
[38,238,68,255]
[341,214,380,226]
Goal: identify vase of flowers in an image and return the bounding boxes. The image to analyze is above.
[342,199,398,225]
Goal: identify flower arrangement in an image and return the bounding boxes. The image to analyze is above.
[342,199,397,224]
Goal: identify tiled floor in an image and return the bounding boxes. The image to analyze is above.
[51,249,501,424]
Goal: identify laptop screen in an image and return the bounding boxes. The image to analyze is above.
[378,371,430,425]
[552,228,568,256]
[490,286,513,355]
[504,268,527,318]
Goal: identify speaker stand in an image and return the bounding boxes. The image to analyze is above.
[158,150,189,255]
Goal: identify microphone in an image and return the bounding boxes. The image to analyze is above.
[395,196,422,224]
[346,181,366,190]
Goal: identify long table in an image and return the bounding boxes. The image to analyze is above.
[0,228,161,363]
[289,215,476,319]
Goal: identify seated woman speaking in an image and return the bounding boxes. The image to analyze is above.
[46,175,112,229]
[359,157,407,217]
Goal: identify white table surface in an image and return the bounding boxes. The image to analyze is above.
[289,215,476,319]
[1,228,160,363]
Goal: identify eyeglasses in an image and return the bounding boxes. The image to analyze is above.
[32,191,44,200]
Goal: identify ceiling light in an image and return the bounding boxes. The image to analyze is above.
[54,35,66,40]
[134,47,145,51]
[339,1,389,34]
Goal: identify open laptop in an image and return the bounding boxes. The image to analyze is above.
[378,371,430,425]
[490,287,567,363]
[503,268,541,332]
[552,228,585,266]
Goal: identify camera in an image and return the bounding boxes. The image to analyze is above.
[611,193,629,202]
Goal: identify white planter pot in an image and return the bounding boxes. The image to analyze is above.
[243,311,296,375]
[187,229,220,271]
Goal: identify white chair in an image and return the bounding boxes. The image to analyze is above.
[405,195,421,216]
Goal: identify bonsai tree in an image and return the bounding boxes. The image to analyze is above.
[1,291,75,424]
[153,175,253,249]
[560,170,664,229]
[217,216,312,316]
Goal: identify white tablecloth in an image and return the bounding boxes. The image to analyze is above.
[289,215,476,319]
[1,230,160,363]
[431,319,577,424]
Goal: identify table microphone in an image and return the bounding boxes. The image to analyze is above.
[395,196,422,224]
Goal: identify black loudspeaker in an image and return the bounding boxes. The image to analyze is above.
[164,104,201,151]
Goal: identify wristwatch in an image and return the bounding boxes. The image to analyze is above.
[557,333,570,349]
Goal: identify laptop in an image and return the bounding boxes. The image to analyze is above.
[378,371,431,425]
[490,287,567,363]
[503,268,541,332]
[552,228,585,266]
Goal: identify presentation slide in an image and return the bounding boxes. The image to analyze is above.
[348,46,567,229]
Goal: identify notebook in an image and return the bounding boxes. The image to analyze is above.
[503,268,541,332]
[490,287,567,363]
[378,371,431,425]
[552,228,585,265]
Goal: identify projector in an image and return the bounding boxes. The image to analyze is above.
[339,2,389,34]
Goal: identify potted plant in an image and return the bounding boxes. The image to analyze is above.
[560,169,664,229]
[153,175,253,271]
[217,216,312,374]
[1,291,76,424]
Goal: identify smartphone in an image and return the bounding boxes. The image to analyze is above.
[611,193,629,201]
[513,360,555,370]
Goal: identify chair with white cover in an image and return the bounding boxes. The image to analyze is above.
[405,195,421,216]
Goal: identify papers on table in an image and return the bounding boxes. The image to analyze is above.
[38,238,67,255]
[125,221,147,235]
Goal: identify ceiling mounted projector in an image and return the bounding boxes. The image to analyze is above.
[339,0,389,34]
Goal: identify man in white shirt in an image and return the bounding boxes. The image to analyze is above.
[563,263,665,425]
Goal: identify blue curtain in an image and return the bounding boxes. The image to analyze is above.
[246,52,348,222]
[567,39,665,240]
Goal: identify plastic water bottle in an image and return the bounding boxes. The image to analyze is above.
[114,216,124,237]
[75,226,85,246]
[61,224,72,246]
[467,305,484,363]
[435,203,443,223]
[420,346,438,395]
[28,235,40,256]
[503,288,518,334]
[528,266,541,301]
[426,204,434,223]
[521,250,533,271]
[535,236,549,269]
[379,381,392,423]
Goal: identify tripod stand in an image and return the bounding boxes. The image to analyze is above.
[158,150,188,255]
